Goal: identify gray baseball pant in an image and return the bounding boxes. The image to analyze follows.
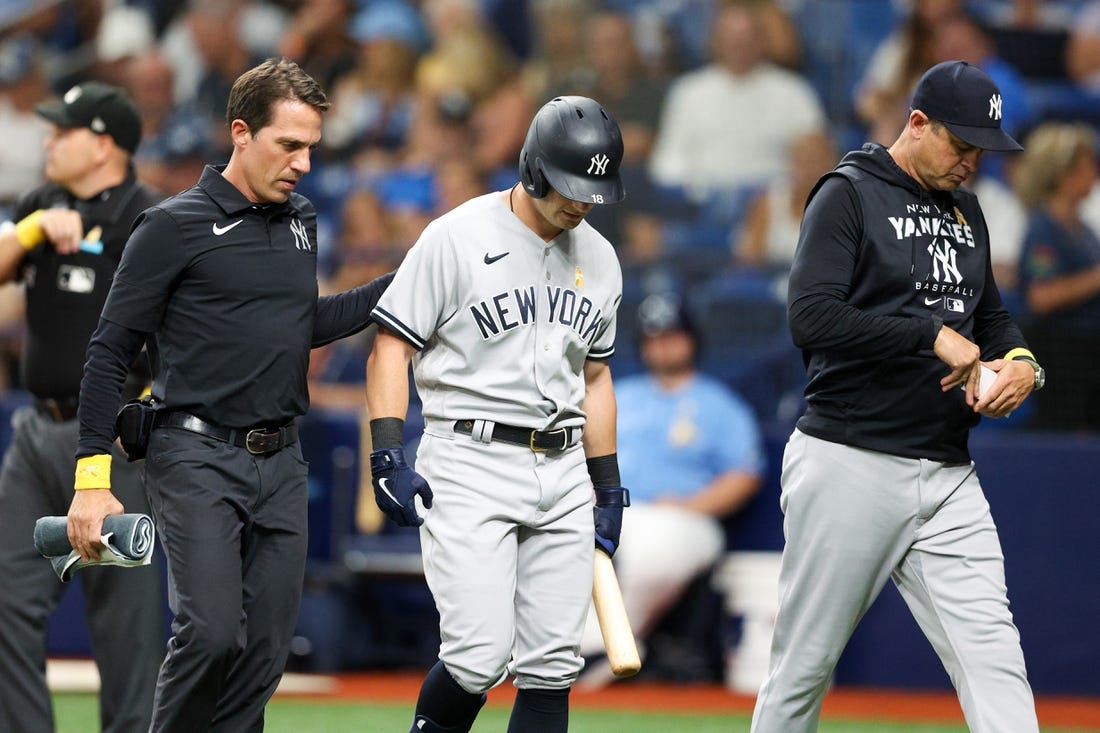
[0,407,163,733]
[751,429,1038,733]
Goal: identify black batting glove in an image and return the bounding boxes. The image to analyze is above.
[593,485,630,557]
[369,447,433,527]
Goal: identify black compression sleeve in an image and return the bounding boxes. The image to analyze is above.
[586,454,621,487]
[76,319,147,457]
[370,417,405,450]
[312,270,396,348]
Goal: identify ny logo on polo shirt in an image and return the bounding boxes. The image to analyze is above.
[289,217,312,252]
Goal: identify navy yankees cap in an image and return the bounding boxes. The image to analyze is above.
[911,60,1023,152]
[35,81,141,153]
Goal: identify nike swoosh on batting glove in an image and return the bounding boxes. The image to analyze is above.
[593,485,630,557]
[369,447,434,527]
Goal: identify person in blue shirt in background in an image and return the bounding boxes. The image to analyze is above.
[578,291,764,686]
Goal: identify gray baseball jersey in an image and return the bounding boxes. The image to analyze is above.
[372,190,621,430]
[371,189,622,693]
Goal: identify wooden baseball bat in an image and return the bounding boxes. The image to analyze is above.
[592,548,641,677]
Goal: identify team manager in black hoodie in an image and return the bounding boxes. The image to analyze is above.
[751,61,1044,733]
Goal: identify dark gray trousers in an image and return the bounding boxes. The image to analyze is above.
[142,425,309,733]
[0,407,164,733]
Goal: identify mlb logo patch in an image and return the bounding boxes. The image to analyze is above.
[946,298,963,313]
[58,265,95,293]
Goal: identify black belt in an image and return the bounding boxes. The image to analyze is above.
[34,397,79,422]
[453,420,578,451]
[154,411,297,455]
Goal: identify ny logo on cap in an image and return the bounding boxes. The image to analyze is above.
[587,153,610,175]
[988,94,1002,121]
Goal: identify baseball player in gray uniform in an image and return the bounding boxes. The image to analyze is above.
[366,96,630,733]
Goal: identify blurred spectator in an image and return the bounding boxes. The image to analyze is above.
[1084,176,1100,233]
[418,0,534,180]
[609,0,800,74]
[526,0,595,101]
[855,0,959,145]
[562,10,667,166]
[546,9,669,255]
[326,188,402,294]
[734,129,839,268]
[159,0,281,109]
[307,332,375,411]
[1013,121,1100,431]
[90,1,156,87]
[970,168,1027,291]
[323,0,426,167]
[159,0,268,163]
[981,0,1076,30]
[648,2,825,199]
[124,49,215,195]
[276,0,359,92]
[735,0,803,71]
[433,156,488,214]
[579,291,764,686]
[1066,0,1100,93]
[0,34,49,217]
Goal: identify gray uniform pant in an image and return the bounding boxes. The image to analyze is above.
[0,407,163,733]
[143,426,309,733]
[751,429,1038,733]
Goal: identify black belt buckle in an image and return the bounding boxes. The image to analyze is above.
[531,428,569,452]
[245,428,280,455]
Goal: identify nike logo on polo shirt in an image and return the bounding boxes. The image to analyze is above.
[924,296,943,306]
[212,220,244,235]
[484,251,510,264]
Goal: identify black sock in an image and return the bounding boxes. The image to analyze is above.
[410,661,486,732]
[505,687,570,733]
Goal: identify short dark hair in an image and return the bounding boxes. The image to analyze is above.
[225,57,329,133]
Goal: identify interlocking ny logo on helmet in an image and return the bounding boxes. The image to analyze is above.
[519,96,625,204]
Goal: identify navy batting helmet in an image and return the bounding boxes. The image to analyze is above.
[519,96,625,204]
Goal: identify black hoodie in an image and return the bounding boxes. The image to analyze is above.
[788,143,1026,462]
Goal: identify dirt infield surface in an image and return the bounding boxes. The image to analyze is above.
[328,672,1100,729]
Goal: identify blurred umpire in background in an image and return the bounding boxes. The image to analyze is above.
[0,81,164,733]
[67,58,392,732]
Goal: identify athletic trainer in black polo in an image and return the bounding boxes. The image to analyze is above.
[0,80,164,733]
[67,59,391,732]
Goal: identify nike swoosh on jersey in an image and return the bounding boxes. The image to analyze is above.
[212,220,244,236]
[924,296,943,306]
[484,251,510,264]
[377,477,399,504]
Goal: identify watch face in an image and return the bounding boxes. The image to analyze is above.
[1035,367,1046,390]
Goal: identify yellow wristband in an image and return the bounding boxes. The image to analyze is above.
[74,454,112,491]
[1004,347,1035,362]
[14,209,45,250]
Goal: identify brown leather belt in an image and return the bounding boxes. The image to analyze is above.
[154,411,297,455]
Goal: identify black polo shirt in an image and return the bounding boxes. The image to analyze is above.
[12,172,160,400]
[102,165,322,427]
[77,165,393,457]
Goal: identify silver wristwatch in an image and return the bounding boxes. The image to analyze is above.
[1014,356,1046,391]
